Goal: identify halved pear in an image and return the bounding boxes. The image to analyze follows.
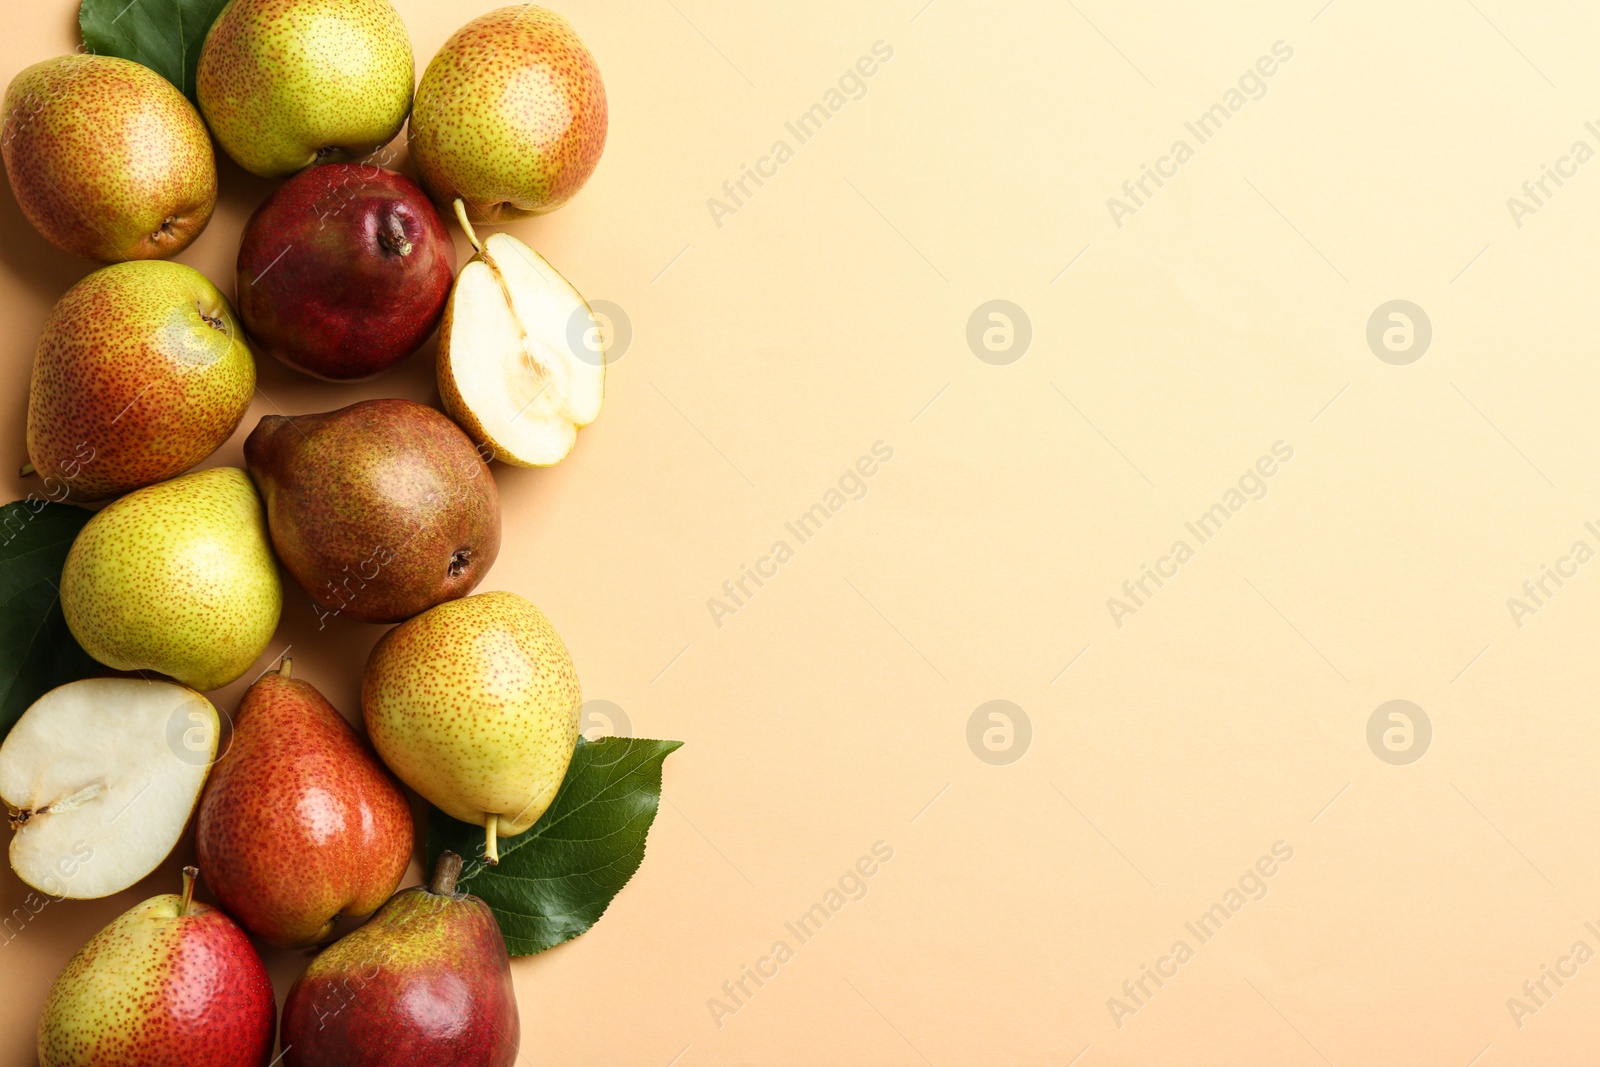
[437,201,604,467]
[0,678,218,899]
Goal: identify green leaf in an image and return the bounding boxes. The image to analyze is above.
[426,736,683,956]
[79,0,232,102]
[0,501,99,739]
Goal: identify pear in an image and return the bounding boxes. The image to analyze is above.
[26,261,256,502]
[409,5,607,221]
[280,851,519,1066]
[2,55,216,261]
[245,399,501,624]
[38,868,276,1067]
[437,205,604,468]
[235,164,456,380]
[61,468,282,691]
[197,0,414,179]
[1,679,218,900]
[196,659,413,948]
[362,591,579,863]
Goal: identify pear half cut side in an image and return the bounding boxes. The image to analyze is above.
[437,201,604,467]
[0,678,218,899]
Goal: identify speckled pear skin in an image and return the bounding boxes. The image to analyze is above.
[26,261,256,502]
[409,5,607,221]
[244,399,501,624]
[37,890,275,1067]
[195,666,414,948]
[2,55,216,262]
[280,876,519,1067]
[362,591,580,839]
[61,467,283,691]
[197,0,414,179]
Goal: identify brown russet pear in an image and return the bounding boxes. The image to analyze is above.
[280,852,518,1066]
[195,659,413,948]
[245,399,501,624]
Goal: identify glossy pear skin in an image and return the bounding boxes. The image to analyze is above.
[61,468,282,691]
[196,665,414,948]
[280,865,519,1067]
[38,886,275,1067]
[245,399,501,624]
[27,261,255,502]
[2,55,216,261]
[197,0,414,178]
[236,164,456,380]
[362,592,579,841]
[409,5,607,221]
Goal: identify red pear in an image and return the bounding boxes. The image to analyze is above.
[281,851,520,1066]
[236,164,455,380]
[37,868,275,1067]
[195,659,413,947]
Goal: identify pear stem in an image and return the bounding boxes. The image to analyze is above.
[378,214,413,257]
[431,850,464,895]
[278,656,293,680]
[18,462,34,478]
[447,197,558,395]
[180,866,198,917]
[453,199,484,254]
[484,814,500,866]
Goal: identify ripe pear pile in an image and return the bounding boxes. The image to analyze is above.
[2,1,615,1063]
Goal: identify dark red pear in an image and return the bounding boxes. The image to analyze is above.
[280,851,520,1067]
[245,399,501,624]
[236,164,455,380]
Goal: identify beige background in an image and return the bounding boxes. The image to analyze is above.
[4,0,1600,1063]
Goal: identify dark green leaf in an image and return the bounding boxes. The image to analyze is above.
[0,501,99,739]
[79,0,232,102]
[426,736,683,956]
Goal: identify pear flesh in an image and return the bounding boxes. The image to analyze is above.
[438,206,604,467]
[0,679,218,900]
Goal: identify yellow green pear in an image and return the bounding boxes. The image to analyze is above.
[62,468,282,691]
[362,591,579,862]
[196,0,414,178]
[409,5,607,221]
